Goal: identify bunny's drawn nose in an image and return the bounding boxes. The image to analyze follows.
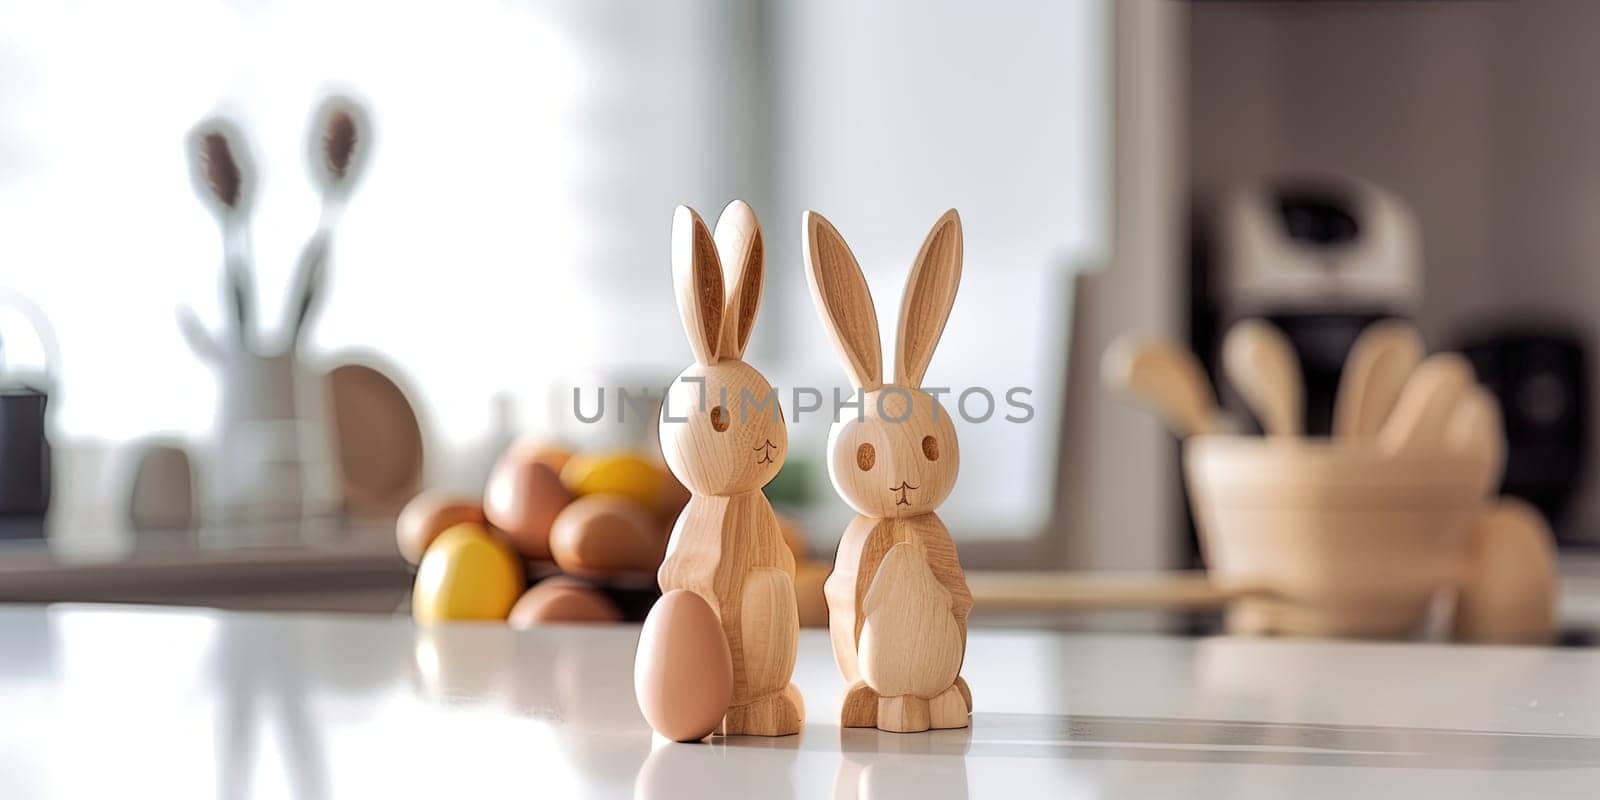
[753,439,778,464]
[889,481,919,506]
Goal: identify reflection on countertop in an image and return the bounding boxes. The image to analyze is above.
[2,605,1600,798]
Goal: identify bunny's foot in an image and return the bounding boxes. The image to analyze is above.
[784,683,807,723]
[841,681,879,728]
[720,684,803,737]
[877,695,932,733]
[929,685,969,730]
[955,676,972,711]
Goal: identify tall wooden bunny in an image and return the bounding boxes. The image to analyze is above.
[803,209,972,733]
[652,201,803,737]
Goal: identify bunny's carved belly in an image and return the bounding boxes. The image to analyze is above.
[658,492,802,735]
[858,542,964,697]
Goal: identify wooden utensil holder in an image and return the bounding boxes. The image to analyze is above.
[1185,435,1494,638]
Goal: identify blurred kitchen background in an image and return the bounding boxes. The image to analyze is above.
[5,0,1600,633]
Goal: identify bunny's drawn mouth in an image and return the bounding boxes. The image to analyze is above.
[753,439,778,464]
[889,481,919,506]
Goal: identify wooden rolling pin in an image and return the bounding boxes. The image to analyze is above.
[965,570,1250,611]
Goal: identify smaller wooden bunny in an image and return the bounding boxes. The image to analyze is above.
[653,201,803,736]
[803,209,972,733]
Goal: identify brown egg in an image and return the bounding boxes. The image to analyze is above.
[503,436,578,475]
[657,472,691,523]
[396,492,486,565]
[634,590,732,742]
[549,495,663,574]
[508,579,622,627]
[484,450,571,560]
[776,514,808,560]
[530,444,576,475]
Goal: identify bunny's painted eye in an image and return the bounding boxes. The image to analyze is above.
[922,435,939,461]
[856,443,875,471]
[709,405,730,432]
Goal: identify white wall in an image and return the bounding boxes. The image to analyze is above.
[770,0,1113,545]
[1056,0,1187,575]
[1489,0,1600,540]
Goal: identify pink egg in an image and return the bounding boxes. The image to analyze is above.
[634,590,732,742]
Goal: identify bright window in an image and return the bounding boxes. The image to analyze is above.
[0,1,1110,539]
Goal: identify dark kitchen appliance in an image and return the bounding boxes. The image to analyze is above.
[0,293,56,531]
[1193,175,1422,435]
[1176,176,1422,576]
[1457,326,1588,541]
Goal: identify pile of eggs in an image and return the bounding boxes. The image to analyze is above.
[399,440,827,627]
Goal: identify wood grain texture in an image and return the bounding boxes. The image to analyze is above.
[803,211,884,392]
[713,199,763,360]
[656,202,800,736]
[1333,320,1424,438]
[806,209,971,733]
[859,544,963,697]
[672,206,724,367]
[893,210,962,388]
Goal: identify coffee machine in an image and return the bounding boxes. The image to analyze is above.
[1192,175,1422,435]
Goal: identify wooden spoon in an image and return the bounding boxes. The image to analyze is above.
[1222,319,1303,437]
[1333,320,1425,439]
[1448,385,1506,495]
[1377,353,1475,456]
[1448,385,1505,466]
[1102,337,1223,438]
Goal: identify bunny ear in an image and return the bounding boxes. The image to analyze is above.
[894,209,963,388]
[803,211,882,391]
[186,116,255,220]
[672,205,725,365]
[713,200,763,360]
[308,93,373,197]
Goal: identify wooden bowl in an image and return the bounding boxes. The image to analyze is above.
[1184,436,1495,638]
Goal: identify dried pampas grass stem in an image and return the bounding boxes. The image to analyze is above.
[308,94,371,196]
[323,110,357,179]
[201,132,242,209]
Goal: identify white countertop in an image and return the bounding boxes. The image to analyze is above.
[2,605,1598,798]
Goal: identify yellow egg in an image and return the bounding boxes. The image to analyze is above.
[412,523,524,623]
[560,453,671,510]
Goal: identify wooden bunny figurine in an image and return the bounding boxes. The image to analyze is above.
[654,201,803,737]
[803,209,973,733]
